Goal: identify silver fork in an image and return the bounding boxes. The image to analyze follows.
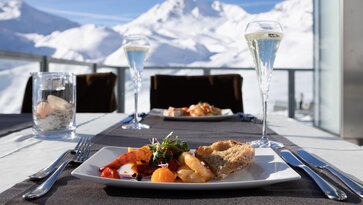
[23,136,91,200]
[28,137,86,180]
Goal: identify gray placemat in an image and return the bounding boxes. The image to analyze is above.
[1,115,362,205]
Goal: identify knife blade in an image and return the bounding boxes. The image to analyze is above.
[297,149,363,198]
[280,150,347,201]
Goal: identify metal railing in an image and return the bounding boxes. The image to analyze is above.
[0,50,313,118]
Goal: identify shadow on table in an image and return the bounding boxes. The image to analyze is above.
[102,182,320,200]
[102,171,362,204]
[14,132,95,145]
[22,133,94,143]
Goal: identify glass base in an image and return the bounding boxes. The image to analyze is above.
[247,138,284,149]
[33,128,77,141]
[122,122,150,130]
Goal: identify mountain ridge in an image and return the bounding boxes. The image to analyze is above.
[0,0,313,68]
[0,0,79,35]
[0,0,314,115]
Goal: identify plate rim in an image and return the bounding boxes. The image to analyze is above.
[71,146,301,190]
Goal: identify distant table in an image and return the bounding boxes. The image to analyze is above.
[0,113,362,204]
[0,114,32,137]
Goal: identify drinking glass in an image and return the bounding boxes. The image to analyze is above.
[122,34,150,129]
[244,20,284,149]
[32,72,76,139]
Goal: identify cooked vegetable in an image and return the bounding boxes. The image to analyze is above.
[99,146,152,172]
[99,132,190,182]
[149,132,189,165]
[100,167,120,179]
[178,152,214,181]
[188,102,221,116]
[165,102,221,117]
[177,165,206,183]
[151,167,176,182]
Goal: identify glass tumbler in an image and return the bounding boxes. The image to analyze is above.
[32,72,76,138]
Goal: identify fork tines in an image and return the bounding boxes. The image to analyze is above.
[75,136,92,162]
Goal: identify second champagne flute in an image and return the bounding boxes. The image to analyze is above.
[244,20,283,149]
[122,34,150,129]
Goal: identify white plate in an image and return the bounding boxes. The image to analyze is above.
[149,108,234,121]
[71,146,301,190]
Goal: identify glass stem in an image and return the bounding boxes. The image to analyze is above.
[262,99,268,140]
[133,92,138,124]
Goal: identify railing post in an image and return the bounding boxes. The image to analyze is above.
[117,67,126,113]
[203,68,211,75]
[288,70,295,118]
[40,56,49,72]
[92,63,97,73]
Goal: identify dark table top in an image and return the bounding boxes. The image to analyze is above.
[0,114,33,138]
[1,114,362,205]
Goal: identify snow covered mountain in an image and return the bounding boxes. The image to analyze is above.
[35,24,123,62]
[108,0,313,68]
[0,0,79,54]
[109,0,251,66]
[0,0,313,114]
[0,0,78,34]
[0,0,312,67]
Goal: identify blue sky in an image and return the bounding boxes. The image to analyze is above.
[25,0,283,26]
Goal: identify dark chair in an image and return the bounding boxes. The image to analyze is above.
[21,72,117,113]
[150,74,243,113]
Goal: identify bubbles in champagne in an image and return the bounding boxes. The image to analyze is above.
[124,45,149,92]
[245,31,282,98]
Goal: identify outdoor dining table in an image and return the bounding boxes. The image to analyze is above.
[0,113,362,204]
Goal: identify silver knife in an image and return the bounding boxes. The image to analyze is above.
[297,149,363,198]
[280,150,347,201]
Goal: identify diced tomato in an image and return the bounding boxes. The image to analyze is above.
[100,167,120,179]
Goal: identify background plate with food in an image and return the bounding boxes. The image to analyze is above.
[149,108,234,121]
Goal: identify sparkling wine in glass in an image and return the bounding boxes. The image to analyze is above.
[244,20,283,149]
[122,34,150,129]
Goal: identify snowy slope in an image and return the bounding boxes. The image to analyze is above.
[0,62,37,113]
[36,24,123,62]
[257,0,313,67]
[108,0,313,114]
[0,0,79,35]
[108,0,313,68]
[109,0,249,66]
[0,0,79,54]
[0,0,313,114]
[0,27,54,54]
[0,0,312,67]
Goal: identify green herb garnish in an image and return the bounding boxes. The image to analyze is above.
[149,132,189,165]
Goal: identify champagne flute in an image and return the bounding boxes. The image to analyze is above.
[244,20,283,149]
[122,34,150,129]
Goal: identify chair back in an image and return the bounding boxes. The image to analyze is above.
[21,72,117,113]
[150,74,243,113]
